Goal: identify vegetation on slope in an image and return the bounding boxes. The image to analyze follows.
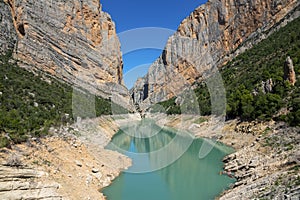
[0,51,125,147]
[155,17,300,126]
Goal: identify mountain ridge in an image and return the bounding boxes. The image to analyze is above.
[132,0,300,111]
[0,0,134,110]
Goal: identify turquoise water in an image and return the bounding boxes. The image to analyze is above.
[102,120,235,200]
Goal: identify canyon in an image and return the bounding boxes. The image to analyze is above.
[0,0,299,199]
[132,0,300,111]
[0,0,133,110]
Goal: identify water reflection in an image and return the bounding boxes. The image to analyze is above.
[103,120,235,200]
[107,119,194,173]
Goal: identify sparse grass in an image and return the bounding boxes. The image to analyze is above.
[32,160,39,165]
[291,165,300,171]
[262,138,272,147]
[295,176,300,186]
[193,117,207,124]
[262,127,272,136]
[285,143,294,151]
[42,159,51,167]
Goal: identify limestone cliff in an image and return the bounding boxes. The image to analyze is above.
[132,0,300,110]
[284,56,296,86]
[0,0,16,55]
[1,0,133,110]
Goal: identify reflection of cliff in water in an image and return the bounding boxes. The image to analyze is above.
[107,120,190,172]
[108,119,176,153]
[104,120,235,200]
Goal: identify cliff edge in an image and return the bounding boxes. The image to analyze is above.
[0,0,134,110]
[132,0,300,111]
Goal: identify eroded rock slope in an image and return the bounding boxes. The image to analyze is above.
[1,0,133,110]
[132,0,300,110]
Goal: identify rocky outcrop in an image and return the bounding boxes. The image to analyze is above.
[0,115,134,200]
[284,56,296,86]
[0,0,17,55]
[150,114,300,199]
[131,77,148,107]
[262,79,274,94]
[0,165,62,200]
[1,0,133,110]
[220,123,300,199]
[132,0,300,110]
[253,78,274,95]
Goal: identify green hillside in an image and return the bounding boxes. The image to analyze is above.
[0,51,119,147]
[156,17,300,126]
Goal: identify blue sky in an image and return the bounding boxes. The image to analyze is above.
[101,0,207,88]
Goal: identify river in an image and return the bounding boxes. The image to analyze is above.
[102,120,235,200]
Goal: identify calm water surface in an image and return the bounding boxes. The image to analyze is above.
[102,120,235,200]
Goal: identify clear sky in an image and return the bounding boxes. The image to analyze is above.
[101,0,207,89]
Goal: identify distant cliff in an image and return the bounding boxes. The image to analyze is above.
[0,0,133,110]
[132,0,300,110]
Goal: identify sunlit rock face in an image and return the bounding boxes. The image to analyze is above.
[132,0,300,111]
[284,56,296,86]
[1,0,134,110]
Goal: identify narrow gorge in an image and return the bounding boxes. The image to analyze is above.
[0,0,299,199]
[132,0,300,111]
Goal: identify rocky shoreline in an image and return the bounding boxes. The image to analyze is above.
[219,122,300,200]
[149,114,300,199]
[0,114,299,199]
[0,114,141,200]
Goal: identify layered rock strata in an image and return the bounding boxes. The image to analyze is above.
[1,0,133,110]
[0,165,62,200]
[132,0,300,110]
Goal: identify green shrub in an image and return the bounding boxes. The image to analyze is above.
[0,52,126,147]
[155,17,300,126]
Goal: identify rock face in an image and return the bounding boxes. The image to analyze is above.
[220,123,300,200]
[0,165,62,200]
[0,0,17,55]
[1,0,133,110]
[132,0,300,110]
[284,56,296,86]
[131,77,148,107]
